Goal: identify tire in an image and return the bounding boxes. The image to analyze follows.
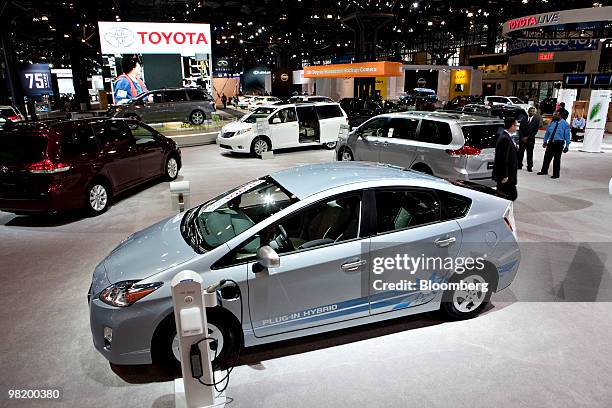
[152,307,242,376]
[190,110,205,125]
[338,147,354,161]
[250,136,271,157]
[324,141,337,150]
[440,271,492,320]
[85,181,110,215]
[164,155,179,181]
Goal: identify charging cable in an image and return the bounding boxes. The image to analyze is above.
[189,279,243,394]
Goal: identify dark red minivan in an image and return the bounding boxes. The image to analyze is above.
[0,118,181,215]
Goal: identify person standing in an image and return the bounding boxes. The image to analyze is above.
[113,55,148,105]
[538,111,571,179]
[571,114,586,141]
[492,117,519,201]
[517,107,540,172]
[221,93,228,109]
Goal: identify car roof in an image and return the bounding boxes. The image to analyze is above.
[378,111,503,124]
[270,161,444,199]
[261,102,340,109]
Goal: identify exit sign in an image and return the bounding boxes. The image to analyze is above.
[538,52,554,61]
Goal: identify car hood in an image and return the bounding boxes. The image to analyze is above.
[103,213,198,284]
[223,121,252,132]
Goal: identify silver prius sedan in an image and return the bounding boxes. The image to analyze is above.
[89,161,520,373]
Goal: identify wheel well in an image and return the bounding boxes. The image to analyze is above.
[252,135,272,148]
[411,162,433,175]
[479,260,500,292]
[337,146,351,160]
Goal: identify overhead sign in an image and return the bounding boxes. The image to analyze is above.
[303,61,403,78]
[508,39,599,55]
[503,7,612,38]
[20,64,53,97]
[98,21,211,56]
[538,52,555,61]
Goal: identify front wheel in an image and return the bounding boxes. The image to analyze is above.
[152,307,242,376]
[164,156,179,181]
[251,137,271,157]
[338,148,354,161]
[440,272,492,320]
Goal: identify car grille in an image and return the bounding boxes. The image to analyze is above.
[221,131,235,138]
[220,144,232,150]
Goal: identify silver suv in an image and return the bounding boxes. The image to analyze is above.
[336,111,503,186]
[113,88,215,125]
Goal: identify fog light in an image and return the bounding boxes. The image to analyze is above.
[238,145,243,149]
[103,326,112,349]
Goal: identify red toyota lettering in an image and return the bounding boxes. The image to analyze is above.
[137,32,147,43]
[161,31,172,44]
[196,32,208,44]
[174,32,186,44]
[149,32,161,44]
[186,32,196,44]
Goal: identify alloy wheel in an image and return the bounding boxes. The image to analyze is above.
[254,139,269,155]
[167,157,178,179]
[341,150,353,161]
[89,185,108,212]
[452,274,487,313]
[191,111,204,125]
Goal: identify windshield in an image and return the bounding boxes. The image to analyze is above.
[181,177,298,253]
[0,135,48,165]
[509,97,524,104]
[242,107,276,123]
[461,125,503,149]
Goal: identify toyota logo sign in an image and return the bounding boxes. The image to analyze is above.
[280,73,289,82]
[104,27,135,49]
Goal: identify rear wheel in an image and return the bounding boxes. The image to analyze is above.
[190,110,206,125]
[440,271,492,320]
[324,141,337,150]
[85,181,110,215]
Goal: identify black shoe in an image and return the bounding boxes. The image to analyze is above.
[527,168,533,172]
[551,175,559,179]
[537,171,547,175]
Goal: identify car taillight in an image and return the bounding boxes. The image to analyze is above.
[27,159,71,174]
[446,145,482,156]
[7,115,19,121]
[504,203,517,238]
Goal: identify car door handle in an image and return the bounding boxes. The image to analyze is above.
[434,237,456,248]
[341,259,366,271]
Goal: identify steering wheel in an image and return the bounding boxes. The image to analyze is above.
[276,225,294,251]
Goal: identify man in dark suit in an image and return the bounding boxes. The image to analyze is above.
[517,106,540,172]
[492,117,519,201]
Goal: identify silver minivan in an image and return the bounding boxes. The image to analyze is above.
[113,88,216,125]
[336,111,503,186]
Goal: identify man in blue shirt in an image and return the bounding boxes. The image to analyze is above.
[113,55,148,105]
[538,111,570,179]
[571,115,586,141]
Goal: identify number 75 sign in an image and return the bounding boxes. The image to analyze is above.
[19,63,54,96]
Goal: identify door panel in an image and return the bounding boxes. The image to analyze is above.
[269,108,299,148]
[378,117,420,167]
[129,123,164,179]
[247,239,369,337]
[353,117,388,162]
[95,121,140,189]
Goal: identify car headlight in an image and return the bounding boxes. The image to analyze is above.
[99,280,163,307]
[235,127,252,135]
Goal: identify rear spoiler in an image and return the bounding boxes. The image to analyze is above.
[446,179,502,198]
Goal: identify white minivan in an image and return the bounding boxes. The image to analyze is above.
[217,102,348,156]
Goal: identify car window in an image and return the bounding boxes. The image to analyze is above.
[0,135,48,164]
[213,194,361,268]
[270,108,297,123]
[139,91,163,104]
[61,125,99,155]
[94,121,131,146]
[387,117,419,140]
[130,123,158,145]
[365,100,380,111]
[488,97,507,104]
[186,90,205,101]
[164,90,187,103]
[360,118,387,138]
[438,190,472,220]
[461,124,503,149]
[315,104,343,120]
[509,97,524,104]
[375,189,441,234]
[418,120,452,145]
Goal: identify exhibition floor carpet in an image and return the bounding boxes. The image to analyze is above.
[1,144,611,407]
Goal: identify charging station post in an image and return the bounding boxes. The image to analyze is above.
[171,270,226,408]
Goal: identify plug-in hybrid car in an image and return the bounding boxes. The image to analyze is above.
[89,161,520,374]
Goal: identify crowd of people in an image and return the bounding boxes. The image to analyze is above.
[493,103,578,201]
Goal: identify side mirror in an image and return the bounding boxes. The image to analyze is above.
[254,245,280,272]
[271,117,282,124]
